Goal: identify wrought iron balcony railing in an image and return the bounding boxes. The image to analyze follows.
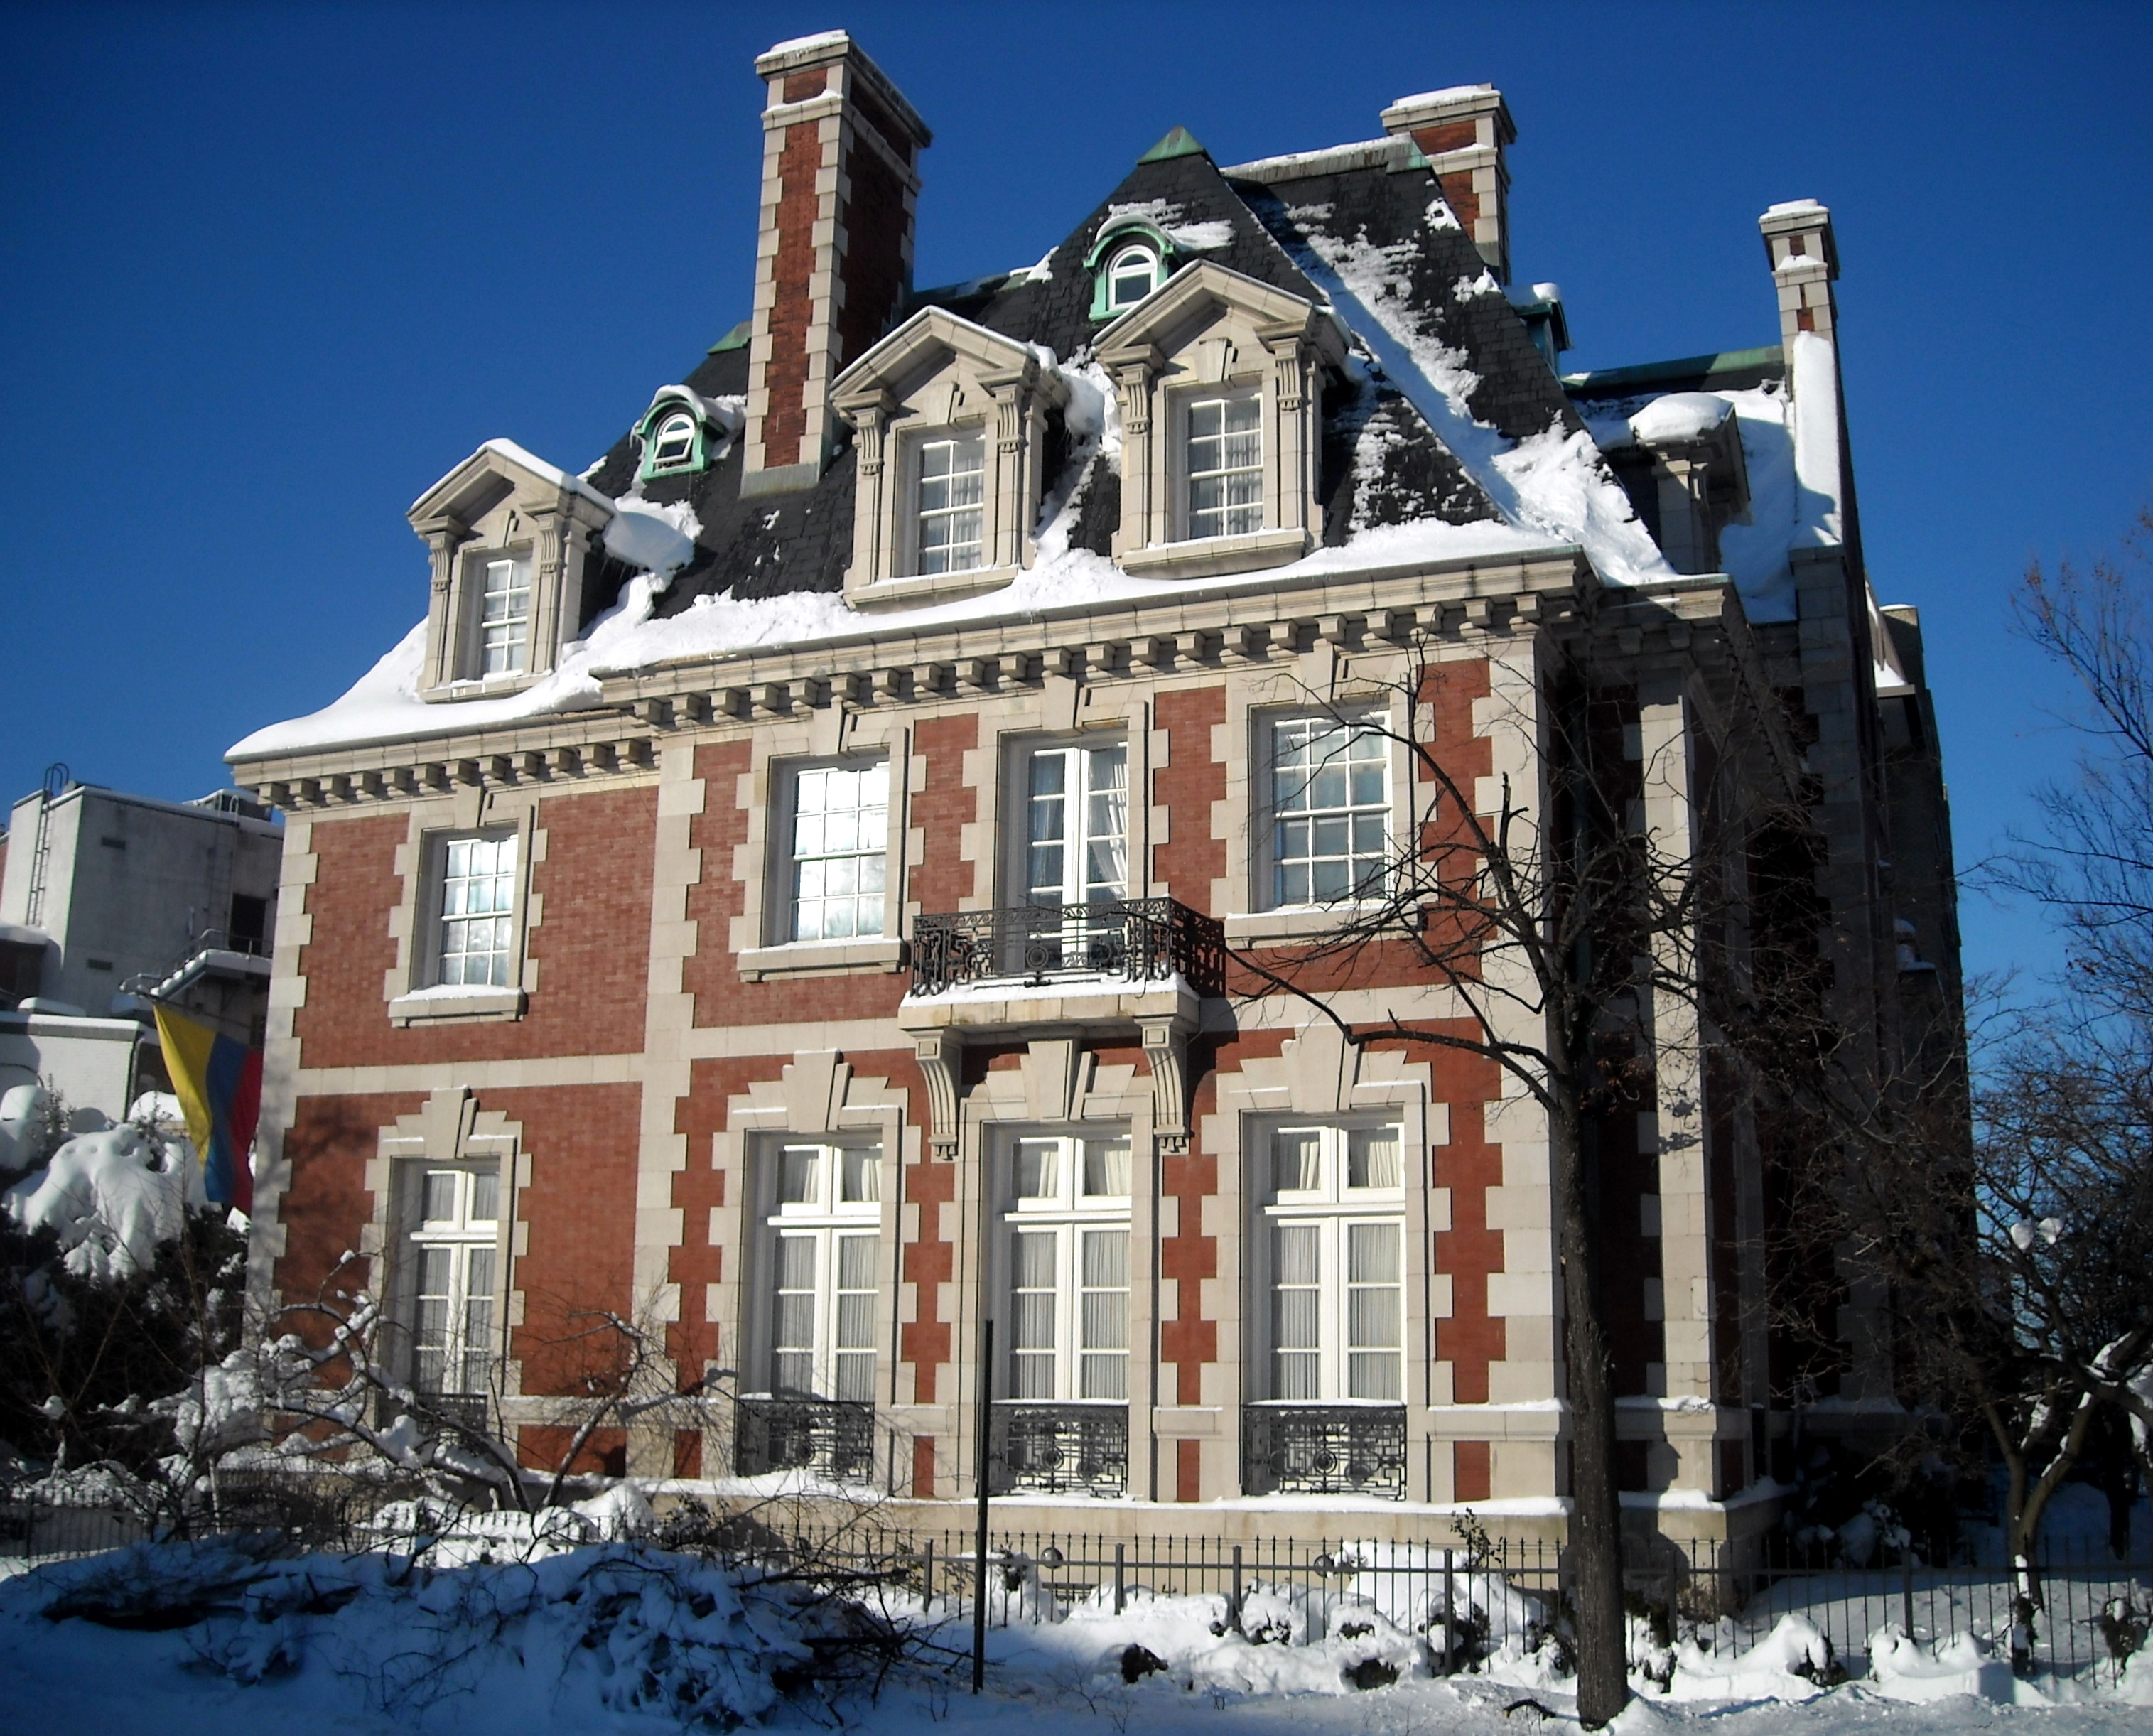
[1241,1403,1408,1500]
[910,897,1224,997]
[734,1396,876,1483]
[991,1401,1129,1499]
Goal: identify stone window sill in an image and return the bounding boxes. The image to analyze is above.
[848,563,1019,613]
[737,938,906,981]
[389,986,528,1025]
[1222,905,1388,946]
[1118,526,1308,581]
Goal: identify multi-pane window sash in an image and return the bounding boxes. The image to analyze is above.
[1005,1133,1132,1403]
[1025,743,1128,908]
[1186,394,1262,540]
[410,1166,501,1398]
[790,762,888,942]
[649,411,698,470]
[1271,718,1388,906]
[1261,1124,1404,1403]
[764,1141,880,1402]
[477,556,531,676]
[438,834,518,987]
[915,433,986,575]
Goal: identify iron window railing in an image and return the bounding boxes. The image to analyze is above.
[991,1402,1129,1499]
[910,897,1224,997]
[1241,1402,1408,1500]
[734,1396,876,1483]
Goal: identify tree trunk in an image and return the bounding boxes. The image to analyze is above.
[1554,1101,1629,1725]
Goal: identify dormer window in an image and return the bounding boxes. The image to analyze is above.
[1106,242,1160,311]
[1085,220,1177,322]
[631,385,740,482]
[830,307,1068,610]
[1095,260,1344,580]
[648,410,699,472]
[915,432,986,574]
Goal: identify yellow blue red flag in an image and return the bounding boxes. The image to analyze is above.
[153,1004,261,1212]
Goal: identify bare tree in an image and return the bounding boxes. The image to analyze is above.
[254,1255,698,1516]
[1226,613,1802,1725]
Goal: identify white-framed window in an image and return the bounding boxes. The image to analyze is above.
[1268,716,1389,907]
[1020,741,1128,909]
[914,431,986,575]
[1001,1131,1133,1403]
[757,1140,881,1401]
[408,1164,502,1397]
[648,409,698,471]
[1106,242,1160,312]
[1253,1121,1405,1403]
[475,554,532,676]
[435,831,519,987]
[786,760,890,942]
[1185,393,1263,540]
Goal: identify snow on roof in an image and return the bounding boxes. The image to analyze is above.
[761,28,848,60]
[1627,391,1734,446]
[1221,138,1419,185]
[0,921,49,949]
[1764,198,1827,217]
[229,514,1568,761]
[1272,210,1672,587]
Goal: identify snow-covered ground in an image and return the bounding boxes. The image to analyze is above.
[1,1531,2147,1736]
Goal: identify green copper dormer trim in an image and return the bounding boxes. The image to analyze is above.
[633,385,739,482]
[1138,126,1206,164]
[707,320,752,355]
[1086,217,1180,323]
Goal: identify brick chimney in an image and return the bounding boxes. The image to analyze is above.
[742,32,931,497]
[1379,84,1516,285]
[1758,200,1839,347]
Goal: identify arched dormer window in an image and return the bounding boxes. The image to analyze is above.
[649,410,698,471]
[631,386,743,482]
[1085,219,1177,322]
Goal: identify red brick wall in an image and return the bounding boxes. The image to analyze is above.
[271,1091,424,1326]
[497,1082,643,1397]
[911,714,978,912]
[293,787,657,1069]
[1425,1043,1509,1403]
[1153,684,1225,909]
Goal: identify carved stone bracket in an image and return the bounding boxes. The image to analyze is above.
[914,1028,964,1158]
[1140,1013,1196,1155]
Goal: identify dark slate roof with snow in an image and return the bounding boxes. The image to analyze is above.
[580,131,1587,630]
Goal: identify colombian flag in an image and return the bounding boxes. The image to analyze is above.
[153,1005,261,1212]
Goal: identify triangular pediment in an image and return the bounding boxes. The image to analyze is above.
[406,438,613,534]
[830,306,1042,416]
[1094,259,1341,369]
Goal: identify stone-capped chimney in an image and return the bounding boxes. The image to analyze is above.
[1380,84,1515,284]
[743,31,931,496]
[1758,199,1839,347]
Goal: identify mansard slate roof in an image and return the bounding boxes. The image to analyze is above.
[583,134,1590,622]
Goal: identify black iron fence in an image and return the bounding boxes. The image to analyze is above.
[910,899,1225,996]
[7,1479,2148,1694]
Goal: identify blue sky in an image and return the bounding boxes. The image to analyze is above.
[3,0,2148,986]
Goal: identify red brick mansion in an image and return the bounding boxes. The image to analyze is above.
[229,31,1960,1545]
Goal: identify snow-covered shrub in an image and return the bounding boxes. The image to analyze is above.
[9,1536,843,1727]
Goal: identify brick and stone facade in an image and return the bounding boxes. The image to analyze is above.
[228,31,1961,1551]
